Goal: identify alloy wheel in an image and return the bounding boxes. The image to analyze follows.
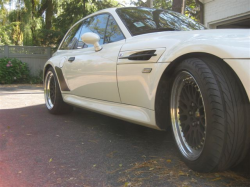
[171,71,206,161]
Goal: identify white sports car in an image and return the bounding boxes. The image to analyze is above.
[43,7,250,172]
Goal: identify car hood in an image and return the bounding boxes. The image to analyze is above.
[121,29,250,60]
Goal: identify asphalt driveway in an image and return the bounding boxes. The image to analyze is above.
[0,85,249,187]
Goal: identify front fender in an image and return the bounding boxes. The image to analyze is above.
[158,42,250,63]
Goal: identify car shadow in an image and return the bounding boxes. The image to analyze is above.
[0,104,249,186]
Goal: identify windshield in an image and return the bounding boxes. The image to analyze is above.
[116,7,206,36]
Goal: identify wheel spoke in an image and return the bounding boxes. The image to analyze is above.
[182,86,190,101]
[171,71,207,160]
[49,77,56,105]
[45,71,56,109]
[198,128,205,138]
[179,99,189,110]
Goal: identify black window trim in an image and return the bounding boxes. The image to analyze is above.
[58,20,84,50]
[58,12,126,51]
[73,21,84,49]
[103,15,110,44]
[103,14,126,45]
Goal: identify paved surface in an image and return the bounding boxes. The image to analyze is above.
[0,85,249,187]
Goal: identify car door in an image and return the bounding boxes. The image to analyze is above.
[62,14,125,103]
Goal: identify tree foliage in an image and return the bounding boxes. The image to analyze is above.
[131,0,203,22]
[131,0,172,9]
[185,0,203,23]
[172,0,185,14]
[1,0,120,47]
[0,0,11,44]
[0,0,203,47]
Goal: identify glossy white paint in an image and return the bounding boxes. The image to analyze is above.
[43,54,68,92]
[119,29,250,103]
[81,32,102,51]
[224,59,250,100]
[118,48,166,64]
[62,40,125,103]
[117,63,170,110]
[63,94,160,130]
[44,7,250,130]
[121,29,250,60]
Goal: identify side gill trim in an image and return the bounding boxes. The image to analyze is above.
[55,66,70,91]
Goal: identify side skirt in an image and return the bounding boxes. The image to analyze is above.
[63,94,160,130]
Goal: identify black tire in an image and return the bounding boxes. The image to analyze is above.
[44,67,73,114]
[170,57,250,172]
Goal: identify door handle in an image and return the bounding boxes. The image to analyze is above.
[68,57,75,62]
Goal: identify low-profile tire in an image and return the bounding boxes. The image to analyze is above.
[44,67,73,114]
[170,57,249,172]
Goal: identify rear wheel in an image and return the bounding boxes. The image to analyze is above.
[44,67,73,114]
[170,57,249,172]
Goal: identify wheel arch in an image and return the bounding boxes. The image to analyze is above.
[43,64,70,92]
[155,52,249,130]
[44,64,53,81]
[44,64,73,114]
[161,52,234,75]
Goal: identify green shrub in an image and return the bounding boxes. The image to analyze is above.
[0,58,30,84]
[29,70,43,84]
[0,57,43,84]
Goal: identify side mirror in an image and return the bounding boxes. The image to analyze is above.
[81,32,102,52]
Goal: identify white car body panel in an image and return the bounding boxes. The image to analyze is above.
[224,59,250,100]
[63,94,159,130]
[117,63,170,110]
[61,40,125,103]
[121,29,250,60]
[119,29,250,105]
[44,7,250,129]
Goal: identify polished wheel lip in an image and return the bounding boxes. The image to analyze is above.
[44,71,56,110]
[171,71,207,161]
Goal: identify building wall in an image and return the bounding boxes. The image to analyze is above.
[201,0,250,28]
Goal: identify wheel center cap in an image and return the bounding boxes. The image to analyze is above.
[195,110,200,118]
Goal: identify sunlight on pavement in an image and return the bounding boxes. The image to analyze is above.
[0,85,44,109]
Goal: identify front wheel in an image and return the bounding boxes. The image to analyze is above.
[170,57,249,172]
[171,71,206,161]
[44,67,73,114]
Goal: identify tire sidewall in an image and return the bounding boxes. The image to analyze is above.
[171,58,224,172]
[44,67,63,114]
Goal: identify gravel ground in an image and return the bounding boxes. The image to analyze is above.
[0,84,249,187]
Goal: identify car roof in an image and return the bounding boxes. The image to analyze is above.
[91,6,157,15]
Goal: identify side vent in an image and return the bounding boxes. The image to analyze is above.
[119,50,157,61]
[55,67,70,91]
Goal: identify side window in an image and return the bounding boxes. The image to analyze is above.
[104,16,125,44]
[76,14,109,49]
[60,22,83,50]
